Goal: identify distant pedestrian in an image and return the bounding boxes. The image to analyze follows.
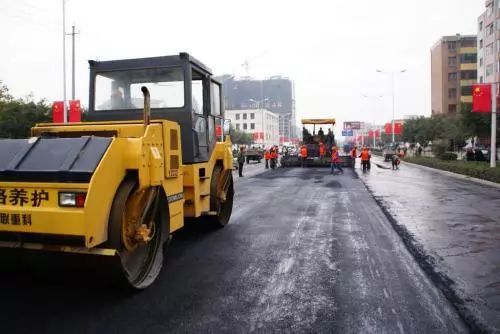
[391,154,400,170]
[237,146,245,177]
[331,147,344,174]
[265,150,270,169]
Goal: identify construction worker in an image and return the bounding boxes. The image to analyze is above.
[331,146,344,174]
[300,144,308,168]
[350,146,357,168]
[237,146,245,177]
[264,149,271,169]
[270,146,278,169]
[319,142,326,163]
[359,146,371,172]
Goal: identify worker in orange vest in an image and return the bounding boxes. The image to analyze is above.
[319,142,326,162]
[264,149,271,169]
[359,146,371,172]
[270,147,278,169]
[350,146,357,168]
[300,145,308,168]
[331,146,344,174]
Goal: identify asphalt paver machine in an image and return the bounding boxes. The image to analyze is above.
[281,118,353,168]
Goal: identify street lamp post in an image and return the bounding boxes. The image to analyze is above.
[376,69,407,143]
[362,93,383,147]
[491,0,498,167]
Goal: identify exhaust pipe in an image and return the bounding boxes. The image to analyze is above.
[141,86,151,126]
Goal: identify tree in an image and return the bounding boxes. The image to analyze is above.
[0,81,51,138]
[229,126,253,145]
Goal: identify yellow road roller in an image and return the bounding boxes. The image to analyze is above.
[0,53,234,289]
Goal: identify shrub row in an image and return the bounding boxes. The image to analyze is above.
[406,157,500,184]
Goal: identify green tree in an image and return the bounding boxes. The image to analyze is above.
[229,126,253,145]
[0,81,51,138]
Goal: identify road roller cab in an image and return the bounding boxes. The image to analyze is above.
[0,53,234,289]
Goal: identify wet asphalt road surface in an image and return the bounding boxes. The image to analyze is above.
[361,156,500,333]
[0,165,467,333]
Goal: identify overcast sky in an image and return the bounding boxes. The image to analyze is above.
[0,0,484,135]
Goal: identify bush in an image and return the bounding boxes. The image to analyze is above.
[431,142,447,158]
[440,152,457,160]
[406,157,500,184]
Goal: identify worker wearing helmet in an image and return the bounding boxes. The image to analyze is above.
[350,146,357,168]
[331,146,344,174]
[270,147,278,169]
[300,145,308,168]
[359,146,371,172]
[319,142,326,163]
[264,150,271,169]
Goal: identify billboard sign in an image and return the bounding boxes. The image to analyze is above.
[344,121,361,130]
[342,130,354,137]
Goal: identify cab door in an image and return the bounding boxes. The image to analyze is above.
[191,68,209,161]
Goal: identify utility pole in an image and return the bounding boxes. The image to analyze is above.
[376,69,407,143]
[67,25,79,100]
[62,0,67,123]
[491,0,498,167]
[391,73,395,143]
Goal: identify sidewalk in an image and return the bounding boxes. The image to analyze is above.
[356,157,500,333]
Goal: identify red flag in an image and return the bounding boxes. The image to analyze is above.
[375,129,380,138]
[52,101,64,123]
[384,123,392,134]
[368,130,374,138]
[472,84,491,112]
[394,123,403,135]
[69,100,81,122]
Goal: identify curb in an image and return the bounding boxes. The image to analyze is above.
[355,168,491,334]
[400,160,500,190]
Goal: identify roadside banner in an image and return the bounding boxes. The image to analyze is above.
[342,130,353,136]
[344,121,361,130]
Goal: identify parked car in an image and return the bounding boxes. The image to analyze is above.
[382,144,397,161]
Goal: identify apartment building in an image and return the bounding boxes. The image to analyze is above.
[217,75,296,142]
[478,0,499,85]
[225,109,279,147]
[431,35,477,115]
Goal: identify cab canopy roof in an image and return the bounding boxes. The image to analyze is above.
[301,118,336,125]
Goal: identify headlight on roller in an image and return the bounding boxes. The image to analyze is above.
[58,192,86,208]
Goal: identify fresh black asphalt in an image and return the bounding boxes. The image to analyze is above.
[0,166,467,333]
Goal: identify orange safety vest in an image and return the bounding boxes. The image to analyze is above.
[331,150,339,162]
[319,145,325,156]
[300,147,307,158]
[265,151,271,160]
[351,148,357,158]
[270,150,277,159]
[360,150,370,161]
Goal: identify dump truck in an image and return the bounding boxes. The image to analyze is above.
[244,147,264,164]
[281,118,353,167]
[0,53,234,289]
